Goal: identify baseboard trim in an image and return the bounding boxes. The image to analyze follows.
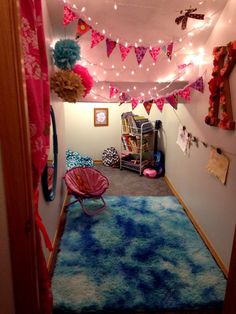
[164,175,228,278]
[47,191,69,277]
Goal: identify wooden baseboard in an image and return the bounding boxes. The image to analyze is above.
[47,191,69,277]
[164,175,228,278]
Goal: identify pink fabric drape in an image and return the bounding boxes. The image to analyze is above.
[19,0,53,313]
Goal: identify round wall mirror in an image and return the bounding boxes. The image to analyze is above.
[41,106,58,201]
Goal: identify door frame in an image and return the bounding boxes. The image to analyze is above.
[0,0,40,313]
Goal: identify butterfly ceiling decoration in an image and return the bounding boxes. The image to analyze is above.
[175,8,205,30]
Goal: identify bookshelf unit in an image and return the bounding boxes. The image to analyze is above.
[120,112,154,175]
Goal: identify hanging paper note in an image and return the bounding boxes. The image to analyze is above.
[106,39,116,57]
[109,85,119,98]
[166,93,178,109]
[176,125,188,153]
[91,30,105,48]
[76,19,91,39]
[134,46,147,65]
[143,101,153,115]
[63,5,77,26]
[131,97,139,110]
[178,87,191,102]
[119,43,132,61]
[207,148,229,185]
[149,47,161,62]
[166,42,174,60]
[190,76,204,93]
[154,98,165,112]
[119,92,130,105]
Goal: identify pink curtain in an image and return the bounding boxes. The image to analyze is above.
[19,0,53,313]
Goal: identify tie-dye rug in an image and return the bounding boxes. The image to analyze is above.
[52,196,226,313]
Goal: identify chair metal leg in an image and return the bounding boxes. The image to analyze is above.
[79,196,107,216]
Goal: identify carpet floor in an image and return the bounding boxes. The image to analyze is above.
[52,195,226,313]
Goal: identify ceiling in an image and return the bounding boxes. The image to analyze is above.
[46,0,228,102]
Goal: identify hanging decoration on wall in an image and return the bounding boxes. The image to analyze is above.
[63,5,77,25]
[76,18,91,39]
[51,70,85,102]
[154,98,165,112]
[205,40,236,130]
[175,7,205,30]
[106,38,117,57]
[143,100,153,115]
[207,148,229,185]
[108,75,204,114]
[62,5,174,64]
[73,64,94,97]
[119,43,132,61]
[53,39,81,70]
[91,29,105,48]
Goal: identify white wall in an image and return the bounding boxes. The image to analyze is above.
[158,0,236,269]
[39,0,66,260]
[64,102,129,160]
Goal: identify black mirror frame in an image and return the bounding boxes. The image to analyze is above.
[41,106,58,202]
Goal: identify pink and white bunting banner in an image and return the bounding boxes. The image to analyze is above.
[153,97,165,112]
[91,30,105,48]
[119,92,130,105]
[131,97,139,110]
[166,93,178,109]
[63,5,77,25]
[109,85,119,98]
[149,47,161,62]
[134,46,148,65]
[190,76,204,93]
[106,39,116,57]
[119,43,132,61]
[178,87,191,102]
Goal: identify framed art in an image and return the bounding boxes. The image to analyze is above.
[94,108,109,127]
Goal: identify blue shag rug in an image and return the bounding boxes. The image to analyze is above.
[52,196,226,313]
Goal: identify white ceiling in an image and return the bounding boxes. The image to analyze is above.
[46,0,228,102]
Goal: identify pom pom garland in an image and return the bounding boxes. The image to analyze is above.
[51,70,85,103]
[53,39,81,70]
[73,64,93,97]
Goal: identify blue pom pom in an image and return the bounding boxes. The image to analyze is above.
[53,39,81,70]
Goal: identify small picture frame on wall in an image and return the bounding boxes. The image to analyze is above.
[94,108,109,127]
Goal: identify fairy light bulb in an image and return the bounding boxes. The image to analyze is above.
[148,91,151,95]
[116,72,120,76]
[127,88,130,92]
[125,42,128,47]
[103,70,107,74]
[131,70,135,75]
[102,29,106,34]
[133,86,136,90]
[139,64,142,68]
[72,4,77,9]
[114,2,118,10]
[152,62,155,66]
[146,68,150,72]
[93,71,96,75]
[100,62,103,66]
[138,39,142,43]
[158,40,162,44]
[101,86,104,90]
[81,6,86,12]
[134,43,138,48]
[123,65,126,69]
[116,38,119,43]
[179,38,183,42]
[111,65,115,69]
[88,17,92,21]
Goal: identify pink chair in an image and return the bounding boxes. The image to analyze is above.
[64,167,109,216]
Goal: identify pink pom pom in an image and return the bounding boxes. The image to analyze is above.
[73,64,93,97]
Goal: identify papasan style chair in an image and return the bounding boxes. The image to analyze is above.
[64,167,109,216]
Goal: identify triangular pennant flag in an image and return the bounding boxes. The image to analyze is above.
[91,30,105,48]
[166,93,178,109]
[76,19,91,39]
[119,92,130,105]
[109,85,119,98]
[131,97,139,110]
[134,46,147,65]
[166,42,174,60]
[153,97,165,112]
[119,43,132,61]
[143,100,153,115]
[149,47,161,62]
[106,39,116,57]
[63,5,77,26]
[190,76,204,93]
[178,87,191,102]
